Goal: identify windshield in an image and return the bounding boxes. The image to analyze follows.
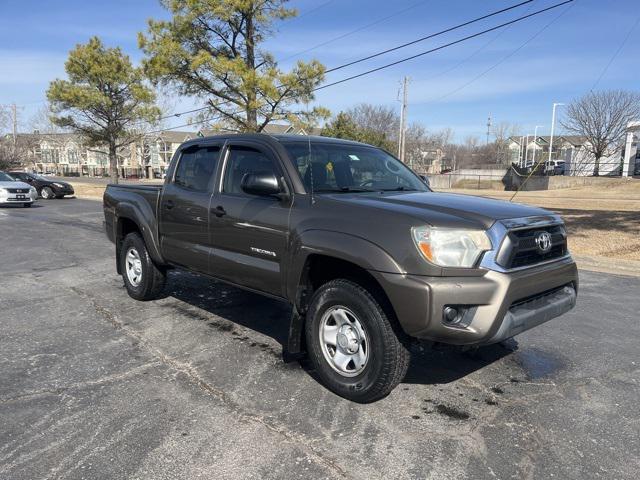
[282,141,430,193]
[31,173,52,181]
[0,172,15,182]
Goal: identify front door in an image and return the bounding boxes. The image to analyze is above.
[210,143,290,296]
[159,144,221,274]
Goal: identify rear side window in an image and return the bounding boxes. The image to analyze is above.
[174,146,220,192]
[222,146,280,195]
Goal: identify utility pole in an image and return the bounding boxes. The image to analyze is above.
[486,114,492,145]
[398,76,409,164]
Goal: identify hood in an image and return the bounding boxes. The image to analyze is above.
[320,191,553,228]
[0,180,33,190]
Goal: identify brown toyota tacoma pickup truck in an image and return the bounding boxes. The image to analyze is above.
[104,134,578,402]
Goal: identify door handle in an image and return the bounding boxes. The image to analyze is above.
[212,205,226,217]
[164,200,175,209]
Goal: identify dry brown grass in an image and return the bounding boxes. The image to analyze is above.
[73,183,108,199]
[442,182,640,261]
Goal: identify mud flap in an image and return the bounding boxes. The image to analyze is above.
[282,307,307,363]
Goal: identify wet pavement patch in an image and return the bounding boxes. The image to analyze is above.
[434,404,470,420]
[514,347,565,379]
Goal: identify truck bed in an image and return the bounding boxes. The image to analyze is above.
[103,183,163,246]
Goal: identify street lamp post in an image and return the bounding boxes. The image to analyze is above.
[518,135,525,167]
[548,103,565,165]
[532,125,544,167]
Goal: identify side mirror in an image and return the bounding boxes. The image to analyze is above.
[419,174,430,187]
[241,172,282,197]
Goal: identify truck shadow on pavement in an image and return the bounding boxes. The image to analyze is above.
[165,270,514,386]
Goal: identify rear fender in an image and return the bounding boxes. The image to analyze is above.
[114,201,165,268]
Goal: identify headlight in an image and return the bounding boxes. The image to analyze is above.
[53,183,65,188]
[412,226,492,268]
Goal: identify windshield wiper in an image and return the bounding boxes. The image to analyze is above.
[379,186,420,192]
[315,187,376,193]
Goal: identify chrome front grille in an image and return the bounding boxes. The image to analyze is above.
[496,224,568,269]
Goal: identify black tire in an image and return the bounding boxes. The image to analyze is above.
[55,194,64,199]
[305,279,410,403]
[120,232,166,301]
[41,186,54,200]
[23,203,32,208]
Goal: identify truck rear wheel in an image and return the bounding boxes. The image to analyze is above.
[120,232,166,301]
[305,279,410,403]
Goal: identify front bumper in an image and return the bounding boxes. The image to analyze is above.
[373,256,578,345]
[52,185,75,196]
[0,192,37,204]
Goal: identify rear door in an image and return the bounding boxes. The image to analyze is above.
[209,141,291,296]
[158,143,221,274]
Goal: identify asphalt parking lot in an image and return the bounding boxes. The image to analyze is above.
[1,198,639,479]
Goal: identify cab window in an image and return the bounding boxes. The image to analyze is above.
[222,146,280,195]
[174,146,220,192]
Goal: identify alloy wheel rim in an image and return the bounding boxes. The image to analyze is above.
[319,306,369,377]
[125,247,143,287]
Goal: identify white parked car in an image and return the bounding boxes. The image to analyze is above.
[0,171,38,207]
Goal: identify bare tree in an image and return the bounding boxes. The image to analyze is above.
[492,121,520,165]
[464,135,479,150]
[0,106,10,135]
[562,89,640,176]
[404,123,429,169]
[345,103,399,139]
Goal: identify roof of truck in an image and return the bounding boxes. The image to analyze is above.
[181,133,373,148]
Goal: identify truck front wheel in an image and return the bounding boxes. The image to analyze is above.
[305,279,410,403]
[120,232,166,301]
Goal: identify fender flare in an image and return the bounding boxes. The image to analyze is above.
[114,201,165,269]
[283,229,404,359]
[286,229,404,302]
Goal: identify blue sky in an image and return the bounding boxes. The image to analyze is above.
[1,0,638,141]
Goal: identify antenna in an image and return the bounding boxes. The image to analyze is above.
[304,100,315,204]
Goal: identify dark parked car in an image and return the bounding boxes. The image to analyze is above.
[8,172,75,199]
[104,134,578,402]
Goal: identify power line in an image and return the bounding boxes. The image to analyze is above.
[165,1,536,122]
[314,0,574,92]
[290,0,337,22]
[418,1,537,83]
[279,0,432,63]
[415,0,575,104]
[325,0,534,74]
[590,13,640,91]
[20,1,571,131]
